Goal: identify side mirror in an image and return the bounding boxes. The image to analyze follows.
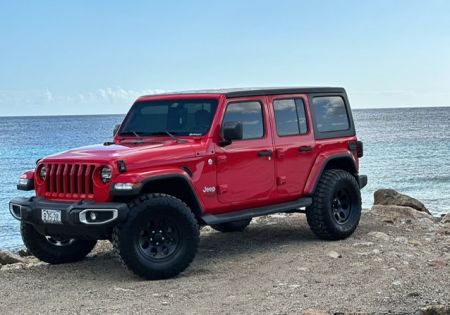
[219,121,243,146]
[113,124,121,136]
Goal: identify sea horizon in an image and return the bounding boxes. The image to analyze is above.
[1,104,450,118]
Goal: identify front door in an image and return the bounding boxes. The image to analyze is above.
[216,97,275,205]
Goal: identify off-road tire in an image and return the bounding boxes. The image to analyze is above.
[112,193,199,280]
[306,169,361,240]
[211,218,252,233]
[21,222,97,264]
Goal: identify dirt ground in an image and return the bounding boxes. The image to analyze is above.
[0,211,449,315]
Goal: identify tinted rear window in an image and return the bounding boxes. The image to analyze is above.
[312,96,349,133]
[273,98,307,136]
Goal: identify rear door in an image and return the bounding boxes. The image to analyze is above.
[215,97,275,206]
[268,95,316,196]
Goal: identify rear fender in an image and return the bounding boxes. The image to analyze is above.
[303,152,357,195]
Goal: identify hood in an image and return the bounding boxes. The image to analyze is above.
[42,140,197,168]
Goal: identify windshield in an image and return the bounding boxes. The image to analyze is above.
[119,99,218,137]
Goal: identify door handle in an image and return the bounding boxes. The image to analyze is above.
[257,150,273,157]
[298,145,312,153]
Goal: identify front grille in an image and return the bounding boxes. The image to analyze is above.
[44,163,96,199]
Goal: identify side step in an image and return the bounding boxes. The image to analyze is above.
[201,197,312,225]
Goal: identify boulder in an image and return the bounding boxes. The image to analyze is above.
[0,251,25,265]
[373,189,430,214]
[441,213,450,224]
[371,205,434,225]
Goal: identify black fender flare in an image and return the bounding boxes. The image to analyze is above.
[110,174,204,219]
[305,153,358,195]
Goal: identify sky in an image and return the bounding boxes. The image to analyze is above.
[1,0,450,116]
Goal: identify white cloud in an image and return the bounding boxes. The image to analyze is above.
[97,88,165,103]
[0,88,166,116]
[1,87,449,115]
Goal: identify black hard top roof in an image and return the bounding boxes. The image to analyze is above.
[141,87,345,99]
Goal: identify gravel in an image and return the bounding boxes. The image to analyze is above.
[0,211,449,315]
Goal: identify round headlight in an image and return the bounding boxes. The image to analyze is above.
[100,166,112,183]
[39,165,46,180]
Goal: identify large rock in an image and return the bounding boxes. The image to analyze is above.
[0,251,25,265]
[374,189,431,214]
[441,213,450,224]
[371,205,435,225]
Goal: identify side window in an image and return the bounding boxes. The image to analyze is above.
[312,96,349,133]
[273,98,308,136]
[222,101,264,140]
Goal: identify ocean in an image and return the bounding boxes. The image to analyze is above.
[1,107,449,249]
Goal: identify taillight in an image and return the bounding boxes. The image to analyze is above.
[356,141,363,158]
[349,141,363,158]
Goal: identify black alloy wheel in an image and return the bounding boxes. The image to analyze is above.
[137,217,181,261]
[331,188,352,224]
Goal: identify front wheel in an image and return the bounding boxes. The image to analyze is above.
[112,193,199,280]
[21,222,97,264]
[306,169,361,240]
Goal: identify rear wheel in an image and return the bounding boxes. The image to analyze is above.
[211,218,252,233]
[306,169,361,240]
[112,193,199,280]
[21,222,97,264]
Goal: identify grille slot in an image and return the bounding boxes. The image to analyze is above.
[44,163,95,198]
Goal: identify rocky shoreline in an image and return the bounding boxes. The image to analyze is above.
[1,190,449,314]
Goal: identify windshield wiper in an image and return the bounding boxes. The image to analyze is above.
[119,131,144,139]
[150,131,186,143]
[119,130,186,143]
[150,131,176,139]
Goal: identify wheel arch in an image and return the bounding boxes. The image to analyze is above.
[304,153,358,195]
[138,174,204,222]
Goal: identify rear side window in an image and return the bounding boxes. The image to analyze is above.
[222,101,264,139]
[273,98,308,136]
[312,96,349,133]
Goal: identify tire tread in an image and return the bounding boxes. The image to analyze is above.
[306,169,361,240]
[21,222,97,264]
[112,193,199,280]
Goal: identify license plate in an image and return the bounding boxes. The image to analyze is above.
[41,209,62,224]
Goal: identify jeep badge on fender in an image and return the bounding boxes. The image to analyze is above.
[9,87,367,280]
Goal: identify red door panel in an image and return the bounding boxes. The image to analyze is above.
[216,141,275,204]
[268,95,317,196]
[215,97,275,206]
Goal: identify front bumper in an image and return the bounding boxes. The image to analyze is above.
[9,197,129,240]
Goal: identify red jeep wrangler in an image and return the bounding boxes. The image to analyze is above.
[9,87,366,279]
